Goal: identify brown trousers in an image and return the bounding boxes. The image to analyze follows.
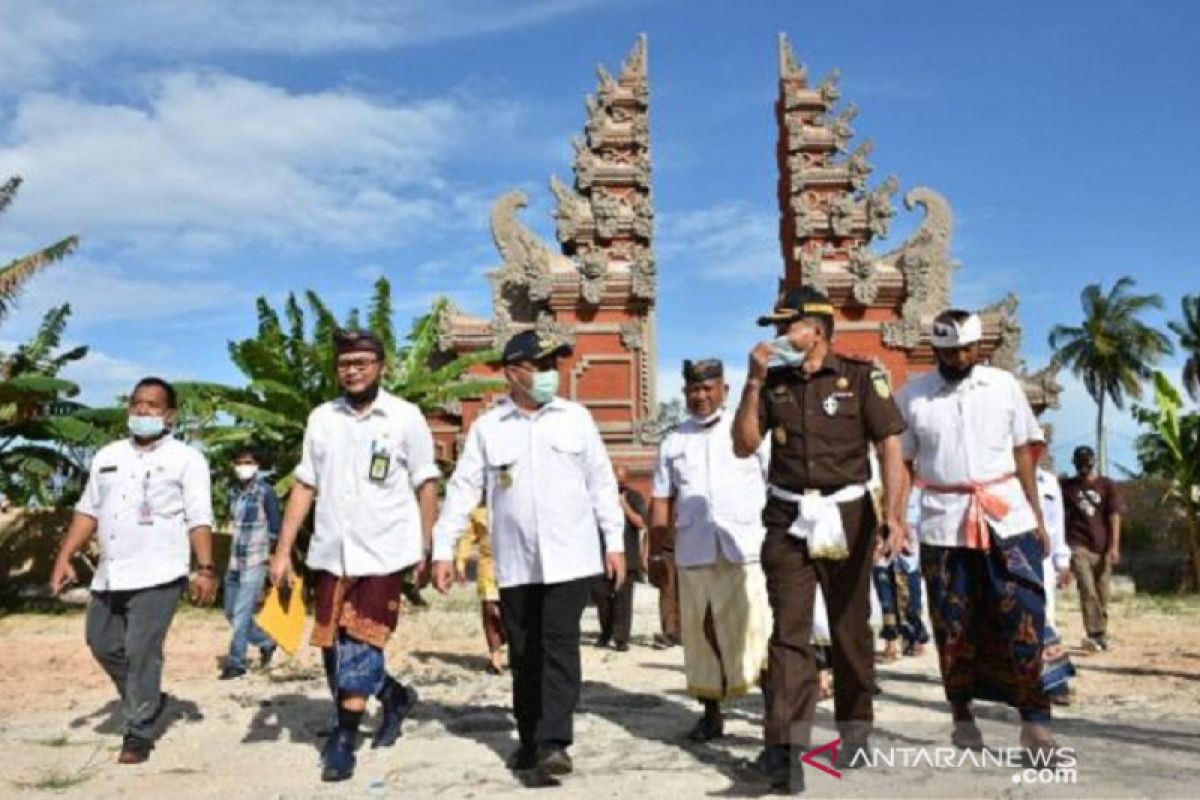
[649,525,682,642]
[1070,547,1111,637]
[760,493,876,747]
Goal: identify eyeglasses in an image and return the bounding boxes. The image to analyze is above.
[335,357,380,372]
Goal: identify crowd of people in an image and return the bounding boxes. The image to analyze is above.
[46,286,1125,794]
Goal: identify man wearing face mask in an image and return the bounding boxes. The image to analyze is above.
[431,330,625,785]
[651,358,772,743]
[50,377,216,765]
[732,286,908,793]
[269,329,440,782]
[897,309,1056,758]
[219,447,281,680]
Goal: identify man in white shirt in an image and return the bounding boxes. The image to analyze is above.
[897,309,1057,757]
[269,329,439,782]
[50,377,216,765]
[650,358,772,743]
[432,330,625,784]
[1030,434,1075,703]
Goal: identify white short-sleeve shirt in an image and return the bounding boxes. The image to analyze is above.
[432,396,624,588]
[295,390,440,577]
[76,436,213,592]
[898,365,1040,547]
[651,410,770,567]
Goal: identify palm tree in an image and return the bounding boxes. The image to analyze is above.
[0,177,79,324]
[1168,294,1200,403]
[1133,372,1200,591]
[1048,276,1173,473]
[0,305,113,506]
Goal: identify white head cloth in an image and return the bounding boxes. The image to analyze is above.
[930,313,982,348]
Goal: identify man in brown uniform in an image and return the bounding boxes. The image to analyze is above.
[733,286,908,793]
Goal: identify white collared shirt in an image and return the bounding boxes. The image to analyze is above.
[432,395,623,588]
[1038,468,1069,571]
[295,390,440,577]
[898,365,1040,547]
[76,436,213,592]
[651,411,770,567]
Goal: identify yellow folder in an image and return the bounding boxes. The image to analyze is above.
[254,576,307,655]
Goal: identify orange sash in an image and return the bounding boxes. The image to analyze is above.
[917,473,1015,550]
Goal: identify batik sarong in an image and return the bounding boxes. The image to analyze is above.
[311,570,404,696]
[920,531,1051,723]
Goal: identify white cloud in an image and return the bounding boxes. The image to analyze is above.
[0,70,518,253]
[0,0,607,90]
[658,203,780,282]
[6,257,241,330]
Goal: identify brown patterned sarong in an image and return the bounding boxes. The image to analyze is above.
[310,570,404,649]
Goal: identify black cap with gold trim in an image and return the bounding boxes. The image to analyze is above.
[756,286,836,327]
[500,330,573,365]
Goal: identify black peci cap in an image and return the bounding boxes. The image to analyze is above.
[333,328,386,358]
[682,358,724,385]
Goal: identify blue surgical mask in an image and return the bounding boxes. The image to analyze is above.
[128,414,166,439]
[769,335,807,368]
[530,370,560,404]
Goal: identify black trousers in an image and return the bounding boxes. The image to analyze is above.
[500,577,592,749]
[590,574,635,645]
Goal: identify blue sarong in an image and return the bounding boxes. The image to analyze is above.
[921,530,1051,723]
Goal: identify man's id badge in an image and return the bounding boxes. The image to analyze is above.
[498,465,513,490]
[138,471,154,525]
[368,447,391,482]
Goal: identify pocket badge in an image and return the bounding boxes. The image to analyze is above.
[773,426,787,446]
[823,395,839,416]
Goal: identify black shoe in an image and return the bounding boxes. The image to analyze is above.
[506,743,538,772]
[752,745,803,794]
[219,665,247,680]
[1096,635,1110,652]
[321,728,357,782]
[834,740,870,769]
[373,681,418,749]
[537,746,573,777]
[117,734,154,765]
[594,636,611,649]
[613,641,630,652]
[686,714,725,743]
[259,647,276,669]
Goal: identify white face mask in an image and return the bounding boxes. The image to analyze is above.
[234,464,258,482]
[769,335,807,368]
[530,369,560,404]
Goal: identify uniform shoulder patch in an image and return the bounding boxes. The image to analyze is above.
[870,368,892,399]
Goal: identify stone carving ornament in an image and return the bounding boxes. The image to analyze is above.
[878,187,957,349]
[848,246,880,305]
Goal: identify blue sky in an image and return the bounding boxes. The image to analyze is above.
[0,0,1196,471]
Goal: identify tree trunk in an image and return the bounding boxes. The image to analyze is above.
[1181,496,1200,594]
[1096,394,1109,475]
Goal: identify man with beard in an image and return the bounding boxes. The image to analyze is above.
[50,377,217,765]
[431,330,624,785]
[732,287,908,794]
[269,329,439,782]
[897,309,1056,757]
[1061,445,1125,652]
[651,358,772,743]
